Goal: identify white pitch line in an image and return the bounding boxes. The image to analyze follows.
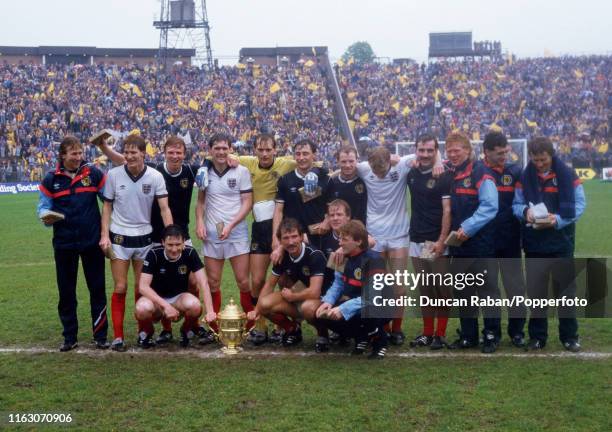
[0,262,53,268]
[0,346,610,359]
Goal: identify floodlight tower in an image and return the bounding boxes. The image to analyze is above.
[154,0,214,69]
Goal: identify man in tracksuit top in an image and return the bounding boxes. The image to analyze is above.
[444,132,501,354]
[37,135,109,351]
[513,136,586,352]
[315,220,389,359]
[482,132,527,348]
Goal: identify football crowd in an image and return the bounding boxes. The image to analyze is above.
[2,55,611,182]
[38,127,585,358]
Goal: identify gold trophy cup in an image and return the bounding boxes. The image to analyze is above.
[211,298,252,355]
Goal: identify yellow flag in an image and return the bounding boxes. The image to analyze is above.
[188,99,199,111]
[598,142,608,153]
[402,106,410,116]
[177,96,187,109]
[205,89,214,101]
[46,82,55,95]
[132,85,143,98]
[78,104,84,116]
[307,83,319,91]
[347,57,354,66]
[120,83,132,92]
[236,63,247,70]
[347,91,357,100]
[135,107,144,120]
[336,59,345,67]
[213,102,225,113]
[348,120,356,131]
[304,60,315,68]
[47,72,56,78]
[391,101,400,111]
[269,83,281,94]
[489,123,503,133]
[517,100,527,115]
[166,116,174,125]
[146,142,156,157]
[468,89,479,98]
[574,69,584,79]
[129,128,141,136]
[446,92,454,101]
[525,119,538,128]
[359,113,369,125]
[375,111,386,116]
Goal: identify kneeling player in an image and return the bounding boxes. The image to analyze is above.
[247,218,327,348]
[315,220,389,359]
[135,225,216,347]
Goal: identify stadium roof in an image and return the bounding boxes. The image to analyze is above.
[0,46,195,57]
[239,46,328,57]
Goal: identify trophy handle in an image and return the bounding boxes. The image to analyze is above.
[208,320,220,340]
[242,321,256,339]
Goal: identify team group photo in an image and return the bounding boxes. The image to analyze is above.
[1,0,611,430]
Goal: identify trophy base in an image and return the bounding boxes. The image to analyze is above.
[221,345,243,355]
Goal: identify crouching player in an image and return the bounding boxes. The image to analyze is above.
[135,225,216,347]
[247,218,328,349]
[315,220,389,359]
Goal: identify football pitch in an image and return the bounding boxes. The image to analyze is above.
[1,182,611,431]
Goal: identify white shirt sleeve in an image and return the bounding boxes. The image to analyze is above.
[154,171,168,197]
[239,166,252,192]
[102,169,116,201]
[399,154,416,177]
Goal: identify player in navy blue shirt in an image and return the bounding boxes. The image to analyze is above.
[482,132,527,348]
[136,225,216,348]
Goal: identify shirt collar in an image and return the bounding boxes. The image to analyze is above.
[289,242,306,262]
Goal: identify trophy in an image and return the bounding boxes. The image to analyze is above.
[211,298,252,355]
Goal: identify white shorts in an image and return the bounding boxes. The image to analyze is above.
[202,240,250,260]
[111,243,151,261]
[162,293,185,305]
[371,235,410,253]
[409,241,448,258]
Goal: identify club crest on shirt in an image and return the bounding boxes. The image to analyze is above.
[552,177,558,186]
[463,178,471,188]
[502,175,513,186]
[355,183,364,194]
[227,178,237,189]
[302,266,310,276]
[113,234,124,245]
[251,242,259,251]
[142,184,152,194]
[354,267,362,280]
[390,171,399,182]
[178,265,187,275]
[81,176,91,187]
[427,179,436,189]
[180,178,189,189]
[270,171,279,179]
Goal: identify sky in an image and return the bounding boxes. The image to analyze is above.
[1,0,610,63]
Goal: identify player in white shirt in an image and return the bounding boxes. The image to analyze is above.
[356,146,442,344]
[100,134,173,351]
[195,133,254,330]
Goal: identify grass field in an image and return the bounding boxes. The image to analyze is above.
[1,182,611,431]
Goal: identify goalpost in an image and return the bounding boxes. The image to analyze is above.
[394,139,529,168]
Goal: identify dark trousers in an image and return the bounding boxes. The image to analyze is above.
[493,245,526,338]
[451,256,501,343]
[54,245,108,343]
[525,252,578,344]
[320,315,389,344]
